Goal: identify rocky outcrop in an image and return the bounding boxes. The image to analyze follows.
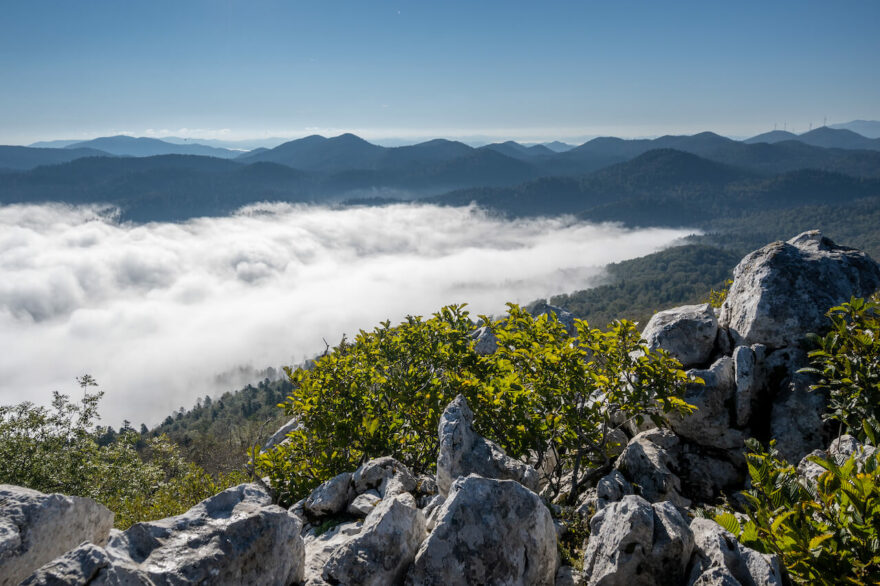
[642,303,718,368]
[616,429,690,507]
[719,231,880,349]
[531,301,577,336]
[0,485,114,586]
[25,483,305,586]
[353,456,418,499]
[582,495,694,586]
[435,394,539,496]
[407,475,556,585]
[687,518,783,586]
[304,471,353,517]
[670,357,744,451]
[324,493,426,586]
[261,416,299,452]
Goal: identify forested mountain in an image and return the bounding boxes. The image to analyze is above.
[2,131,880,223]
[65,135,241,158]
[0,146,112,171]
[431,149,880,225]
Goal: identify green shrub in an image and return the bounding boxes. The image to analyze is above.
[257,304,695,505]
[0,378,246,529]
[800,293,880,441]
[715,439,880,584]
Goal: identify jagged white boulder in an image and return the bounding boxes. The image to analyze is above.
[0,484,114,586]
[407,475,556,586]
[346,489,382,516]
[323,493,426,586]
[304,471,354,518]
[436,395,539,496]
[303,521,362,586]
[471,325,498,355]
[261,416,299,452]
[764,347,828,463]
[616,429,690,508]
[27,483,305,586]
[582,495,694,586]
[687,518,782,586]
[670,357,744,450]
[20,542,148,586]
[719,231,880,349]
[642,303,718,368]
[531,301,577,336]
[798,434,877,484]
[353,456,417,498]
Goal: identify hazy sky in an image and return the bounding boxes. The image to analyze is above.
[0,203,693,424]
[1,0,878,144]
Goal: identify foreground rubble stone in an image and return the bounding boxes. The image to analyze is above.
[0,484,114,586]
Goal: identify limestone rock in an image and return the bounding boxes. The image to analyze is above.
[20,542,149,586]
[353,456,417,498]
[670,357,744,450]
[642,303,718,368]
[407,475,556,586]
[596,469,634,511]
[104,483,303,585]
[0,484,114,586]
[531,301,577,336]
[304,472,353,518]
[582,495,694,586]
[471,326,498,355]
[435,395,539,496]
[687,518,783,586]
[347,490,382,516]
[719,231,880,349]
[616,429,690,508]
[324,493,426,586]
[302,520,361,586]
[261,416,299,452]
[555,565,584,585]
[765,348,827,463]
[732,346,757,427]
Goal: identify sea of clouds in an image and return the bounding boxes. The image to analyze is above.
[0,202,695,425]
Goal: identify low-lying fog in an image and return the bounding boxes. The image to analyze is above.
[0,202,695,425]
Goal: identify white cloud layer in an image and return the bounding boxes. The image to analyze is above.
[0,203,695,426]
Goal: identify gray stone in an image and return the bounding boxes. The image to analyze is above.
[687,518,782,586]
[353,456,417,498]
[304,472,353,518]
[531,301,577,337]
[302,521,362,586]
[0,484,114,586]
[555,564,584,586]
[103,483,304,585]
[595,469,633,511]
[719,231,880,349]
[407,475,556,586]
[435,395,539,496]
[766,348,827,463]
[616,429,690,507]
[346,490,381,517]
[260,416,299,452]
[670,357,744,450]
[732,346,756,427]
[20,542,149,586]
[324,493,426,586]
[642,303,719,368]
[582,495,693,586]
[471,326,498,355]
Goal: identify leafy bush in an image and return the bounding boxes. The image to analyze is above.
[257,304,695,505]
[0,378,246,529]
[715,439,880,584]
[801,293,880,441]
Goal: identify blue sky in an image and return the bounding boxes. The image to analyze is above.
[1,0,878,144]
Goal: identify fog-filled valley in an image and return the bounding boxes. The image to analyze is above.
[0,201,693,425]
